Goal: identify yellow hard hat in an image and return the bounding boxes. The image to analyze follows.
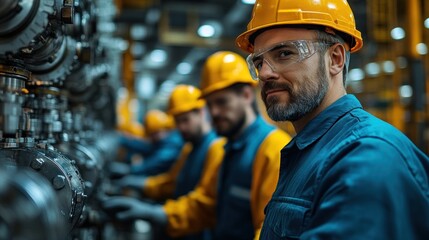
[168,85,206,115]
[200,51,257,97]
[144,109,174,135]
[236,0,363,53]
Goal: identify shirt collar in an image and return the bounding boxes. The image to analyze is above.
[292,94,363,150]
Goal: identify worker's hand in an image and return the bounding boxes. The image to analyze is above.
[108,161,130,179]
[114,175,146,190]
[101,196,167,225]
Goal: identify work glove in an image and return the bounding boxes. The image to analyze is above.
[108,161,131,179]
[114,175,146,190]
[101,196,167,225]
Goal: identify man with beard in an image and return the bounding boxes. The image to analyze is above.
[115,85,225,201]
[102,52,291,240]
[105,85,226,240]
[196,51,291,240]
[235,0,429,239]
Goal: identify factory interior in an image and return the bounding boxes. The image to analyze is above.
[0,0,428,239]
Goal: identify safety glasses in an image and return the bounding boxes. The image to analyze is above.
[246,40,335,80]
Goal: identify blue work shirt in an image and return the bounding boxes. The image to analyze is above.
[174,131,218,240]
[215,115,276,240]
[119,135,152,163]
[130,130,184,176]
[261,94,429,240]
[174,130,218,198]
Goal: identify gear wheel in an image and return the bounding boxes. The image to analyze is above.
[0,0,55,55]
[30,36,78,84]
[0,145,86,231]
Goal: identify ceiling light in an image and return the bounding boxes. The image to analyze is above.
[424,18,429,29]
[391,27,405,40]
[177,62,192,75]
[150,49,167,63]
[197,21,222,38]
[416,43,428,55]
[348,68,365,81]
[136,74,156,99]
[399,85,413,98]
[242,0,256,4]
[198,25,216,38]
[146,9,161,25]
[365,62,381,77]
[130,25,148,40]
[130,43,146,58]
[382,61,395,73]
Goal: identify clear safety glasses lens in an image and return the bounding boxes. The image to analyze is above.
[246,40,331,80]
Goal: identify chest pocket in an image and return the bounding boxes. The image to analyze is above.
[262,197,311,239]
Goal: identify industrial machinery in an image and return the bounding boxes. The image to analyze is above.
[1,0,427,239]
[0,0,125,239]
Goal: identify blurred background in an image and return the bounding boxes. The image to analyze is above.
[117,0,429,152]
[0,0,427,239]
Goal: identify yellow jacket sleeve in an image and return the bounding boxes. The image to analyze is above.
[163,138,226,237]
[143,143,192,201]
[251,129,292,239]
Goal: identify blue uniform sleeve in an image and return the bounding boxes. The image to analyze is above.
[130,131,184,176]
[119,135,153,155]
[301,137,429,240]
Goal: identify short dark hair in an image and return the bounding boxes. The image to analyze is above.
[315,29,350,86]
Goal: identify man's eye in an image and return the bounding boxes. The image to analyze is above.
[210,98,227,108]
[254,60,263,70]
[217,98,228,106]
[278,50,294,58]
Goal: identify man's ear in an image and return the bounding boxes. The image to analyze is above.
[329,43,346,77]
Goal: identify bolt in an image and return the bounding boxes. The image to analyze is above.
[76,192,86,203]
[30,158,44,170]
[61,6,74,24]
[52,175,66,190]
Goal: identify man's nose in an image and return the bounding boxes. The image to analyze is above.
[209,105,223,119]
[258,59,277,81]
